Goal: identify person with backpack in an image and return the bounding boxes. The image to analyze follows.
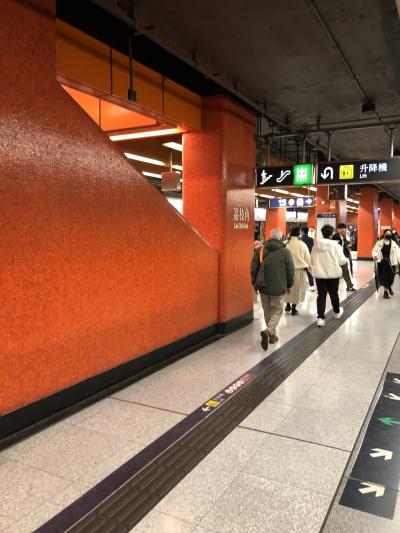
[251,228,294,350]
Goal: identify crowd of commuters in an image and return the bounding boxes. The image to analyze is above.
[251,223,400,351]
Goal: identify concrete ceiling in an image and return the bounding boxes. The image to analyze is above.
[131,0,400,162]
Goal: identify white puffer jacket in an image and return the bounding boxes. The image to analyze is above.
[372,239,400,266]
[311,238,347,279]
[286,237,311,269]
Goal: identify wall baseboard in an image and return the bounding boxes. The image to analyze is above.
[0,310,253,451]
[218,310,254,334]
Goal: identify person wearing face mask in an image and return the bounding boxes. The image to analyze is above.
[372,230,400,299]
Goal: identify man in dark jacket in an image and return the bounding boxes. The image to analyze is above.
[301,226,315,290]
[251,228,295,351]
[332,223,356,291]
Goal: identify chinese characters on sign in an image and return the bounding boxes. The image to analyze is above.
[317,159,397,185]
[233,206,250,229]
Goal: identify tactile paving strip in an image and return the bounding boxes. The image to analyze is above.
[42,282,376,533]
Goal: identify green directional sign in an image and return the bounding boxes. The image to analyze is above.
[293,164,313,185]
[378,417,400,427]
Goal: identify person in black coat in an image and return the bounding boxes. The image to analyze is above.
[332,223,356,291]
[301,226,315,290]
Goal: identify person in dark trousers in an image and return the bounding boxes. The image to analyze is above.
[301,226,315,290]
[372,230,400,298]
[251,228,295,350]
[311,224,347,327]
[332,223,356,291]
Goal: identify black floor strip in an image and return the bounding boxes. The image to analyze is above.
[36,280,376,533]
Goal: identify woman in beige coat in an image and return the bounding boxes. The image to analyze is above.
[284,226,311,315]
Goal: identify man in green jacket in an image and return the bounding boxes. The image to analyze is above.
[251,228,295,351]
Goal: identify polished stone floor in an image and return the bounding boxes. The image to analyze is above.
[1,261,399,532]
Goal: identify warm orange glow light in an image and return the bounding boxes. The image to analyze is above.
[110,128,184,141]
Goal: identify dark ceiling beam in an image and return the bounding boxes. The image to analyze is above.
[87,0,289,130]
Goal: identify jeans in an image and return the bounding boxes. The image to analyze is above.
[316,278,340,319]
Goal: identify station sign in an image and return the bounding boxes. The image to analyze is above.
[317,159,400,185]
[269,197,314,208]
[256,164,314,187]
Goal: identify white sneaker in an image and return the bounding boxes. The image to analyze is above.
[317,318,325,327]
[334,307,344,319]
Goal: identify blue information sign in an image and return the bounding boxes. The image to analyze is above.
[269,197,314,208]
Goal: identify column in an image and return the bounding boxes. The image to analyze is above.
[358,187,378,259]
[316,186,330,215]
[335,200,348,224]
[183,96,256,330]
[265,207,286,238]
[380,197,394,232]
[307,206,316,230]
[393,204,400,231]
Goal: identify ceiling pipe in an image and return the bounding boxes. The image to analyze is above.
[263,120,400,140]
[389,128,396,158]
[87,0,288,131]
[305,0,389,137]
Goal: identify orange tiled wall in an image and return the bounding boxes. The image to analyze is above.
[0,0,218,415]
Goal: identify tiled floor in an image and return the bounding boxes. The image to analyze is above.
[1,261,399,532]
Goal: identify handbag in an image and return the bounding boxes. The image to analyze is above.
[254,246,266,292]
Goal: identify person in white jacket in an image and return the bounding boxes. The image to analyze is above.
[372,230,400,299]
[311,224,347,327]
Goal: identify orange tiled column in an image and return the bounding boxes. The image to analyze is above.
[393,204,400,231]
[265,207,287,238]
[358,187,378,259]
[307,206,316,229]
[335,200,348,224]
[380,197,394,231]
[183,96,256,329]
[316,185,330,215]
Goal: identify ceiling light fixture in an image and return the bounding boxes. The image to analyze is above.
[124,153,167,166]
[142,171,162,179]
[258,194,276,199]
[272,188,289,195]
[289,192,306,198]
[163,142,183,152]
[172,164,183,171]
[110,127,183,141]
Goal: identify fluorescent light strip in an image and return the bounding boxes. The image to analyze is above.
[259,194,276,199]
[125,153,182,171]
[125,153,167,166]
[272,188,289,195]
[142,171,162,179]
[289,192,306,198]
[163,142,183,152]
[111,128,183,141]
